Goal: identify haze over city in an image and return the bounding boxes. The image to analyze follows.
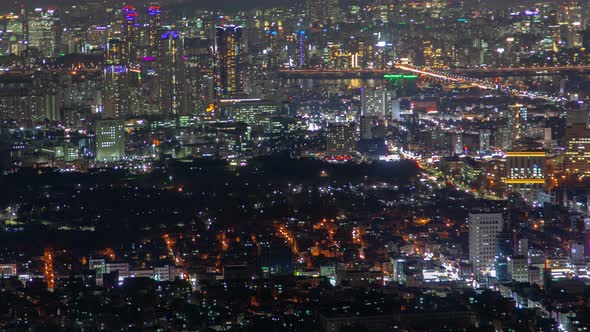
[1,0,590,331]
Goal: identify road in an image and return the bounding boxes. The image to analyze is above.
[394,64,563,102]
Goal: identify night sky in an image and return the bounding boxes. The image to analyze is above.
[2,0,540,11]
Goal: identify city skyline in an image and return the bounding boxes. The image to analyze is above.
[1,0,590,331]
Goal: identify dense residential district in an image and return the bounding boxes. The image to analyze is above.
[1,0,590,331]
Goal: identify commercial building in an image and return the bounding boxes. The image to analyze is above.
[215,25,243,102]
[95,120,125,162]
[326,123,356,156]
[565,116,590,177]
[28,8,58,57]
[361,86,395,120]
[469,212,503,276]
[507,256,529,282]
[505,151,546,202]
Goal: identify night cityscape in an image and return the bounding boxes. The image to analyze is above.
[1,0,590,331]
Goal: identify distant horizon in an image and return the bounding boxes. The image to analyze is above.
[0,0,569,11]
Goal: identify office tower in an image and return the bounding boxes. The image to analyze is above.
[507,256,529,282]
[468,213,503,276]
[43,91,63,123]
[147,2,162,56]
[121,5,140,63]
[89,258,106,286]
[392,99,400,121]
[478,130,491,153]
[326,43,340,69]
[265,26,282,69]
[95,120,125,162]
[499,104,527,148]
[516,238,528,257]
[0,77,43,127]
[222,99,280,124]
[495,231,513,282]
[214,25,243,103]
[495,127,513,151]
[361,87,395,120]
[565,110,590,177]
[505,151,546,202]
[28,8,59,57]
[450,132,463,155]
[326,123,356,156]
[359,116,376,140]
[295,30,308,68]
[103,39,128,119]
[306,0,324,23]
[306,0,342,24]
[1,10,27,55]
[559,1,583,47]
[504,104,528,141]
[405,112,420,149]
[159,30,189,120]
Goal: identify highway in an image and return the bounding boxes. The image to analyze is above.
[394,64,563,102]
[446,65,590,75]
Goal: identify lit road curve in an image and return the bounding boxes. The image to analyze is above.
[446,65,590,75]
[394,64,563,102]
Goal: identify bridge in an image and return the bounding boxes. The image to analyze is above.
[446,65,590,77]
[277,65,590,79]
[394,64,562,102]
[277,69,408,79]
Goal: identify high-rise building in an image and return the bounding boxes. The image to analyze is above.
[450,132,463,155]
[498,104,527,150]
[505,151,546,202]
[103,39,129,119]
[495,231,513,282]
[361,86,395,120]
[295,30,308,68]
[159,30,189,119]
[215,25,243,103]
[306,0,342,24]
[565,110,590,176]
[507,256,529,282]
[28,8,59,57]
[147,2,162,56]
[504,104,528,141]
[326,123,356,156]
[121,5,139,63]
[516,238,528,257]
[222,99,280,125]
[95,120,125,162]
[558,1,584,48]
[469,213,503,276]
[359,116,376,140]
[479,130,491,153]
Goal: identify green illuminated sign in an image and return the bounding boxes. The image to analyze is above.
[384,74,418,79]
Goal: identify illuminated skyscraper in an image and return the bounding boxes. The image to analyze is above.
[326,123,356,156]
[121,5,139,62]
[147,2,162,56]
[28,8,59,57]
[95,119,125,162]
[361,86,395,120]
[295,30,308,68]
[306,0,342,24]
[469,213,503,276]
[505,151,546,202]
[103,39,129,119]
[565,111,590,177]
[159,30,189,119]
[215,25,243,102]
